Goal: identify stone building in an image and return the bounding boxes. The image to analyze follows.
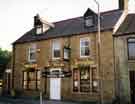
[12,0,133,103]
[114,14,135,104]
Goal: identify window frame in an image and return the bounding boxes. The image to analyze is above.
[127,38,135,60]
[73,68,79,92]
[52,40,61,59]
[80,37,90,58]
[85,16,94,27]
[36,25,43,35]
[72,66,98,93]
[22,70,40,90]
[63,47,70,61]
[28,44,37,62]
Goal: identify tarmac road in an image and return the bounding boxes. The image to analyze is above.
[0,96,96,104]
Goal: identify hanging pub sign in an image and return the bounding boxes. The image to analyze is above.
[42,69,72,78]
[63,47,70,61]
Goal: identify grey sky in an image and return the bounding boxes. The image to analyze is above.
[0,0,135,50]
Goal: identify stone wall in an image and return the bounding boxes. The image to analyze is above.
[13,30,116,103]
[114,36,131,104]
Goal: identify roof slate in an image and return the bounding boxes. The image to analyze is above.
[13,10,122,44]
[114,13,135,36]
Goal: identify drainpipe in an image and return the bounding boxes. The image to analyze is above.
[113,36,120,104]
[12,44,15,89]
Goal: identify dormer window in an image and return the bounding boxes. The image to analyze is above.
[85,16,93,27]
[36,26,42,34]
[84,8,97,28]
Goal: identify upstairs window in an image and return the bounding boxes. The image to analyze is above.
[85,16,93,27]
[64,47,70,61]
[80,38,90,57]
[52,40,61,59]
[128,38,135,60]
[28,44,36,62]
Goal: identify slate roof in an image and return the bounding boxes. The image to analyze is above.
[114,13,135,36]
[13,9,123,44]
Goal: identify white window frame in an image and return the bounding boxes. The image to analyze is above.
[36,26,42,34]
[28,44,37,62]
[80,37,90,58]
[85,16,93,27]
[52,40,61,59]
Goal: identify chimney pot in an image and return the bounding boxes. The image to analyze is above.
[34,14,42,27]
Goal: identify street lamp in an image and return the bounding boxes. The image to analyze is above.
[93,0,103,104]
[5,69,12,94]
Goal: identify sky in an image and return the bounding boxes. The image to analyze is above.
[0,0,135,51]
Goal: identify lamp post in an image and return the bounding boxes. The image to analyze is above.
[5,69,12,94]
[93,0,103,104]
[40,69,43,104]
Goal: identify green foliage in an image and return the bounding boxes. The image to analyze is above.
[0,48,11,75]
[0,48,11,64]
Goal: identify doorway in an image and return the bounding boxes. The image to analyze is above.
[50,68,61,100]
[130,71,135,104]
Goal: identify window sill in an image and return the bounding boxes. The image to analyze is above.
[128,60,135,63]
[72,91,99,95]
[80,56,90,59]
[28,60,36,63]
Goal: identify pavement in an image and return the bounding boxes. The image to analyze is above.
[0,96,96,104]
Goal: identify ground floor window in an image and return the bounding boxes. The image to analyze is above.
[23,70,40,90]
[73,66,98,93]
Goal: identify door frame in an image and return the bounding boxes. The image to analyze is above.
[50,68,61,100]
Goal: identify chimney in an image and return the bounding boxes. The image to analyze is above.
[34,14,42,27]
[113,0,129,33]
[119,0,128,11]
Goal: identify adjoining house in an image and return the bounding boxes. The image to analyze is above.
[113,14,135,104]
[12,0,134,103]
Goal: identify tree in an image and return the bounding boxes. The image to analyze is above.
[0,48,11,78]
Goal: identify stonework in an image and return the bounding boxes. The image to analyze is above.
[12,30,118,103]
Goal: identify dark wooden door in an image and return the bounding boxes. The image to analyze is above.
[130,71,135,104]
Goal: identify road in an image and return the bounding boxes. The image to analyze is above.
[0,97,95,104]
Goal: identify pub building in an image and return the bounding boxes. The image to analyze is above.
[12,0,132,103]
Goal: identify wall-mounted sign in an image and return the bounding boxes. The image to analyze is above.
[42,70,72,78]
[23,63,37,72]
[24,63,37,68]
